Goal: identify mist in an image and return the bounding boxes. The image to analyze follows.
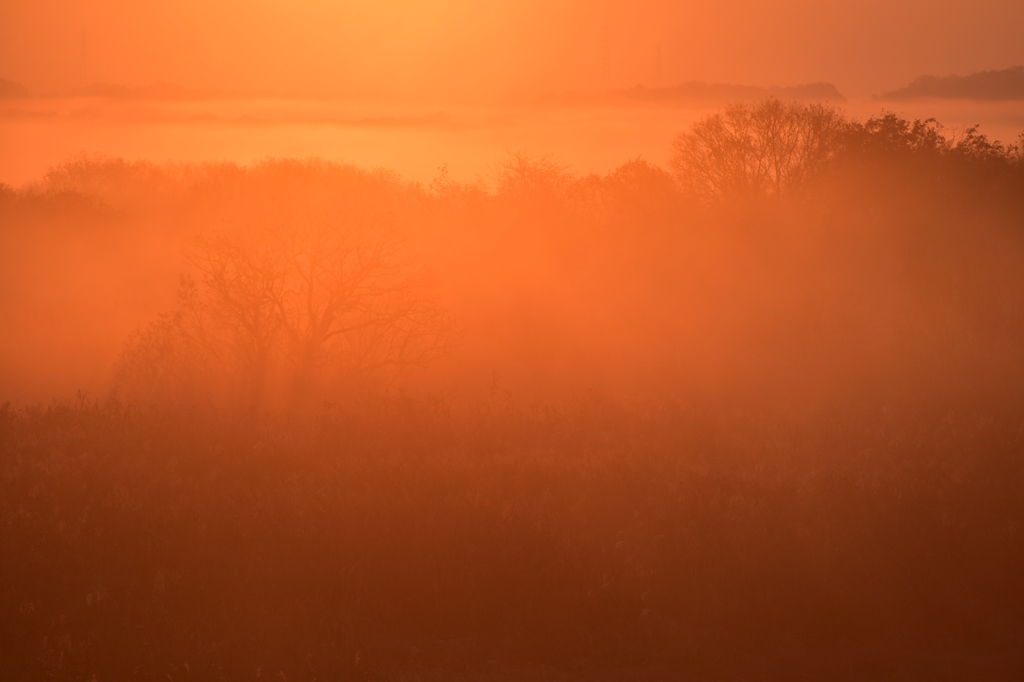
[2,104,1023,410]
[4,3,1024,680]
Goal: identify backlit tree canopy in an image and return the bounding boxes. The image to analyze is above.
[669,99,846,205]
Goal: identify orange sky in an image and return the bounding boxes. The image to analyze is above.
[2,0,1024,99]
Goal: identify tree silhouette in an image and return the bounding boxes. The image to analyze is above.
[669,99,846,205]
[119,215,454,409]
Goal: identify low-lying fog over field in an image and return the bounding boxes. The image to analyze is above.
[3,1,1024,680]
[2,93,1024,406]
[2,94,1023,186]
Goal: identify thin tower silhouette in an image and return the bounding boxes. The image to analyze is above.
[80,30,88,87]
[655,44,662,88]
[601,28,610,93]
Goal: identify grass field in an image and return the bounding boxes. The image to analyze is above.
[3,394,1023,680]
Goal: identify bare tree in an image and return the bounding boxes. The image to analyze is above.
[119,214,454,409]
[669,99,847,205]
[114,275,214,405]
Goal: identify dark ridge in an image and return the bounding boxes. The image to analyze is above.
[0,77,29,98]
[881,66,1024,101]
[72,81,225,100]
[538,81,845,106]
[74,82,138,98]
[619,80,845,102]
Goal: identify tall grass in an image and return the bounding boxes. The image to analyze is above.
[2,395,1023,680]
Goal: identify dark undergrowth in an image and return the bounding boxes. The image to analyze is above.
[2,394,1023,681]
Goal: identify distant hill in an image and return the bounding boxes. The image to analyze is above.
[75,82,138,98]
[538,81,844,106]
[73,81,223,100]
[881,66,1024,100]
[621,81,844,103]
[0,77,29,98]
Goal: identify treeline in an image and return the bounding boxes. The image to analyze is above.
[2,100,1022,410]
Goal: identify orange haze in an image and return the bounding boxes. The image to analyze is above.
[4,6,1024,679]
[3,0,1024,99]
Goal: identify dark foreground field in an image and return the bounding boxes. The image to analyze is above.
[3,396,1023,681]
